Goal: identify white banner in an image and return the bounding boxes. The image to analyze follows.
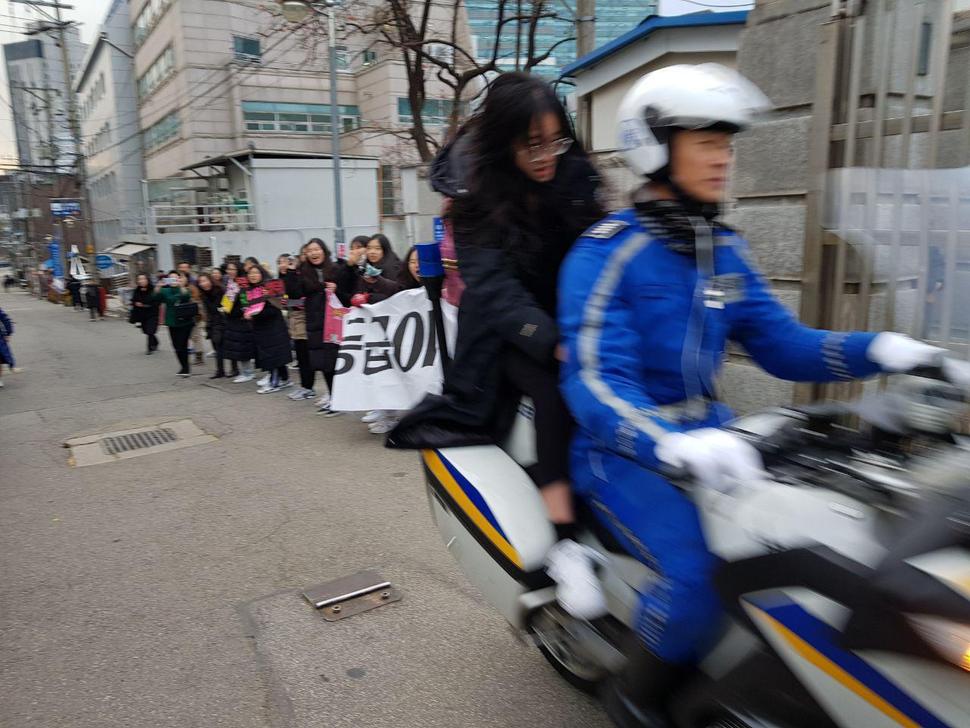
[330,288,458,412]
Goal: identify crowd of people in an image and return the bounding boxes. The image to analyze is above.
[127,236,424,434]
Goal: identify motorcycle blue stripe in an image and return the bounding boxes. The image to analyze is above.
[750,598,950,728]
[433,450,512,543]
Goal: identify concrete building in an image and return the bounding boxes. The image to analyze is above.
[559,11,748,161]
[76,0,146,253]
[128,0,462,264]
[2,24,86,174]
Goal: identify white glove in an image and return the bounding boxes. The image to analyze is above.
[867,332,945,373]
[655,428,765,494]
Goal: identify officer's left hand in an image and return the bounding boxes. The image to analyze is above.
[655,428,765,494]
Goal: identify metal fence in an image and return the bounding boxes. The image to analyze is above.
[150,204,255,233]
[802,0,969,399]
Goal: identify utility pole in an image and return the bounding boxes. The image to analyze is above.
[576,0,595,57]
[326,6,344,255]
[13,0,92,258]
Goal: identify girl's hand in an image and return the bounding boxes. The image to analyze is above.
[325,281,337,292]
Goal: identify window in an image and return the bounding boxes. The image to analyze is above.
[134,0,174,46]
[397,97,455,126]
[335,45,349,71]
[137,45,175,100]
[362,49,378,66]
[144,111,180,151]
[917,21,932,77]
[241,101,361,134]
[427,43,454,65]
[380,165,398,216]
[233,36,261,62]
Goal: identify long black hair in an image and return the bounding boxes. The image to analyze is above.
[397,246,421,289]
[367,234,401,278]
[298,237,334,293]
[450,72,601,268]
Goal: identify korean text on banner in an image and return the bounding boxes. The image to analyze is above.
[330,288,457,412]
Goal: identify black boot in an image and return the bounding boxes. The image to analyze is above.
[601,642,689,728]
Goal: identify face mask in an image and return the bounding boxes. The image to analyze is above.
[364,263,383,278]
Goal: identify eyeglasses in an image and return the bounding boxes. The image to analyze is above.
[519,137,573,162]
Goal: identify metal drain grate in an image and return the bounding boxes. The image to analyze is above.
[101,427,177,455]
[65,419,217,467]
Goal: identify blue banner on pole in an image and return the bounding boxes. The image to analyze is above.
[49,241,63,278]
[95,254,113,271]
[432,216,445,243]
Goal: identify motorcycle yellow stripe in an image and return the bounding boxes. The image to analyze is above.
[422,450,524,570]
[753,609,918,728]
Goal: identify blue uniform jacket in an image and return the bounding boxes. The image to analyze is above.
[558,209,882,474]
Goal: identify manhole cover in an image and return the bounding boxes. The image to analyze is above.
[101,427,178,455]
[65,420,217,467]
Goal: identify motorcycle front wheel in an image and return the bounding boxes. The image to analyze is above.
[528,604,607,694]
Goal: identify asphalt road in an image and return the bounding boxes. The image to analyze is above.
[0,292,610,728]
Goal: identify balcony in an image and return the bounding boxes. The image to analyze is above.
[149,203,254,233]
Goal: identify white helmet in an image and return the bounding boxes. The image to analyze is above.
[616,64,772,178]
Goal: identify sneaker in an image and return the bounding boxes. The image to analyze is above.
[316,406,343,417]
[314,394,331,408]
[287,362,299,370]
[0,379,4,388]
[368,419,396,434]
[544,539,608,620]
[233,373,254,383]
[277,380,294,390]
[257,384,283,394]
[361,410,383,424]
[176,371,191,378]
[288,387,310,400]
[257,374,271,387]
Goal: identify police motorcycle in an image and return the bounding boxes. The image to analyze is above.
[416,279,970,728]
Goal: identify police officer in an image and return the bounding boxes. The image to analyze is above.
[557,64,942,726]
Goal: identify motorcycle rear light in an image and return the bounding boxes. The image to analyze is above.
[962,646,970,672]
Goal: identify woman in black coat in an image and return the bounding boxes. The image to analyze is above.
[222,261,253,381]
[129,273,160,354]
[336,235,404,306]
[197,272,228,379]
[388,73,603,558]
[243,265,292,393]
[291,239,343,414]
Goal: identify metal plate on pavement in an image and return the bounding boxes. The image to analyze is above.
[302,570,401,622]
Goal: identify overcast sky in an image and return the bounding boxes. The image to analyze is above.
[0,0,752,167]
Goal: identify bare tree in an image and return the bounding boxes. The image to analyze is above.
[347,0,575,162]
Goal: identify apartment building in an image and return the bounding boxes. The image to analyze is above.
[130,0,460,200]
[2,23,86,174]
[76,0,146,250]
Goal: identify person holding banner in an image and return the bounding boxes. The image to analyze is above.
[243,265,292,394]
[397,247,422,290]
[223,262,254,382]
[388,72,605,613]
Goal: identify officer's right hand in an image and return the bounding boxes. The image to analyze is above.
[655,428,765,494]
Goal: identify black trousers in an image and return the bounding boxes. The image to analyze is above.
[169,324,193,373]
[294,339,315,390]
[269,365,289,386]
[501,348,572,488]
[145,331,159,352]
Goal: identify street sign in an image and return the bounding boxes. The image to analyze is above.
[50,200,81,219]
[433,216,445,243]
[95,254,113,271]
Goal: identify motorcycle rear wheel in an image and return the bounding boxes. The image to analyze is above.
[528,605,607,694]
